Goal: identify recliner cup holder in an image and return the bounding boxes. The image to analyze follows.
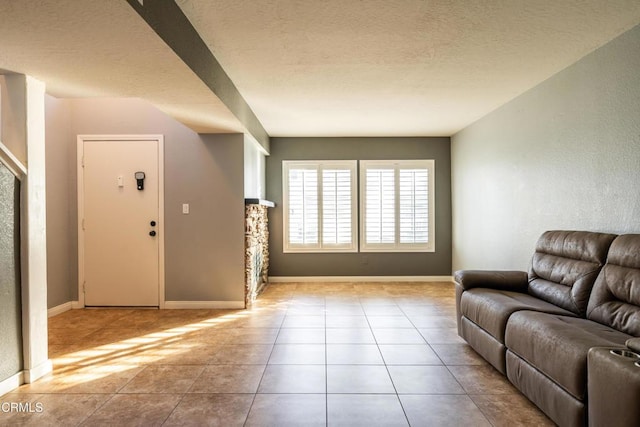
[610,349,640,359]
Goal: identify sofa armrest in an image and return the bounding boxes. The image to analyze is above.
[627,338,640,353]
[588,347,640,426]
[454,270,528,292]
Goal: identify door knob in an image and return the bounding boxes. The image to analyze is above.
[149,230,157,237]
[150,221,156,226]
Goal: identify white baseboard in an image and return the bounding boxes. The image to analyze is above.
[268,276,454,283]
[164,301,245,309]
[47,301,73,317]
[0,371,24,397]
[23,360,53,384]
[0,360,54,396]
[48,301,84,317]
[50,301,243,311]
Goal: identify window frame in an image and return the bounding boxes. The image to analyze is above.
[282,160,358,253]
[359,159,435,253]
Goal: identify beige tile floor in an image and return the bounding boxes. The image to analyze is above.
[0,282,554,426]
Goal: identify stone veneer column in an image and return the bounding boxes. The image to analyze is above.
[244,200,273,307]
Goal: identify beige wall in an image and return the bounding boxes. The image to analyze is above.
[45,97,73,308]
[45,97,245,306]
[0,77,28,165]
[452,24,640,271]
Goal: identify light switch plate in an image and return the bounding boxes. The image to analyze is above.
[182,203,189,214]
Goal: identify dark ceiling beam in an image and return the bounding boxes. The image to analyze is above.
[126,0,270,152]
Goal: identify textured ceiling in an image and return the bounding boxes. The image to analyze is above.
[1,1,640,139]
[0,0,243,133]
[177,0,640,136]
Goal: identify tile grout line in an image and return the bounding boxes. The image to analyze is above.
[361,297,412,426]
[159,392,188,426]
[392,302,430,426]
[325,297,329,427]
[242,292,293,427]
[399,303,494,427]
[73,391,117,426]
[467,394,499,427]
[157,360,214,425]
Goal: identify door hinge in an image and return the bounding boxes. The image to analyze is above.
[81,156,85,168]
[82,282,86,293]
[82,219,85,230]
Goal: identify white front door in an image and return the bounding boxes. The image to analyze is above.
[80,137,162,306]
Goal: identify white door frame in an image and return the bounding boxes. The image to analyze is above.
[77,134,165,308]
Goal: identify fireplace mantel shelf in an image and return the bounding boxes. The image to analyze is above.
[244,198,275,208]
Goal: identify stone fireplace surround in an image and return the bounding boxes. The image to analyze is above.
[244,199,274,307]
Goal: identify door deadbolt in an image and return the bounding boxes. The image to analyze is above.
[135,171,145,190]
[150,221,156,227]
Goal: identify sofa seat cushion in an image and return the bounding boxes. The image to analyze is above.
[460,288,575,342]
[505,311,631,400]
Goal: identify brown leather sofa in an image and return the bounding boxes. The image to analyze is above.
[455,231,640,427]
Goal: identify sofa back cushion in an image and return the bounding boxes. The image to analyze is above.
[587,234,640,336]
[528,230,617,315]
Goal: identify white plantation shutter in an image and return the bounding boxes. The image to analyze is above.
[287,167,318,245]
[364,168,395,244]
[361,160,435,252]
[283,161,357,252]
[322,169,353,245]
[399,169,429,244]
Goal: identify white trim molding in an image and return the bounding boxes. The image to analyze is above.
[23,360,53,384]
[18,75,51,392]
[0,372,24,398]
[164,301,245,309]
[0,363,50,395]
[47,302,73,318]
[268,276,454,283]
[0,140,27,179]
